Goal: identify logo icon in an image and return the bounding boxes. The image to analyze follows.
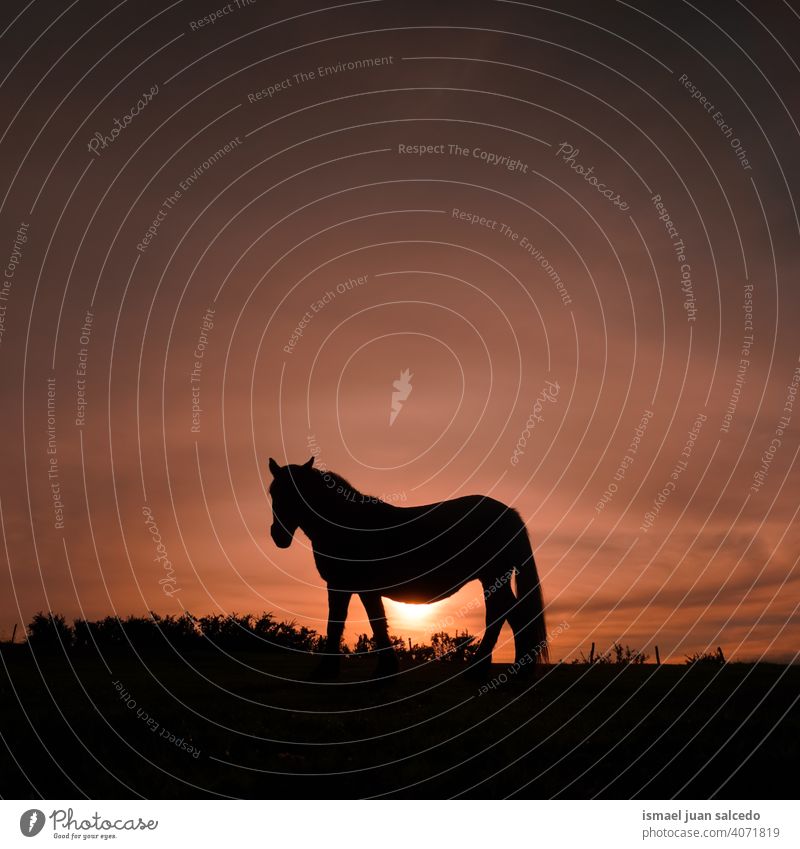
[389,368,413,425]
[19,809,46,837]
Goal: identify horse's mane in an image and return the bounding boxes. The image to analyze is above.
[313,468,355,492]
[310,467,393,509]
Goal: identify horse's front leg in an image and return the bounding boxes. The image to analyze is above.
[312,587,351,680]
[359,592,399,678]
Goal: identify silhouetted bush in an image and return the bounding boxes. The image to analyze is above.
[197,612,325,652]
[352,631,477,663]
[430,631,478,662]
[28,611,481,662]
[27,612,73,652]
[353,633,411,658]
[72,613,201,652]
[32,611,326,654]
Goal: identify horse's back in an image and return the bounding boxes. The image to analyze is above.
[399,493,519,522]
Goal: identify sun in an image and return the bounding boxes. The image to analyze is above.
[384,599,434,625]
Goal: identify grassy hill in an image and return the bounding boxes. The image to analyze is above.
[1,644,797,799]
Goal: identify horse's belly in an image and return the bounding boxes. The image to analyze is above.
[383,579,473,604]
[313,520,505,596]
[365,553,476,601]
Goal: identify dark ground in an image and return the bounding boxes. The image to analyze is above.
[0,645,797,799]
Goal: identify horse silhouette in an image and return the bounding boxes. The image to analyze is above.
[268,456,548,679]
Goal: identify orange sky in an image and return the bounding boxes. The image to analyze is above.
[1,0,799,663]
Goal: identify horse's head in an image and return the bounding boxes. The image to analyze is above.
[267,456,315,548]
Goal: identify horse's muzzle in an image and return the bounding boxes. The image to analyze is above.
[270,524,292,548]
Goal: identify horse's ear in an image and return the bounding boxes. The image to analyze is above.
[303,456,314,469]
[268,457,281,476]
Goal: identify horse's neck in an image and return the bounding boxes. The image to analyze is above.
[300,488,374,539]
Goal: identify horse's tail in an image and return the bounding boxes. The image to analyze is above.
[514,537,549,665]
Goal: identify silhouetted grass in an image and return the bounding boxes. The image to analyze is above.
[685,647,726,665]
[1,616,797,799]
[571,642,649,665]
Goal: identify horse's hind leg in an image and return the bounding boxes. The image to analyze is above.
[467,577,515,677]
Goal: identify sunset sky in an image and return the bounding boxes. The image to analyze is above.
[1,0,798,663]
